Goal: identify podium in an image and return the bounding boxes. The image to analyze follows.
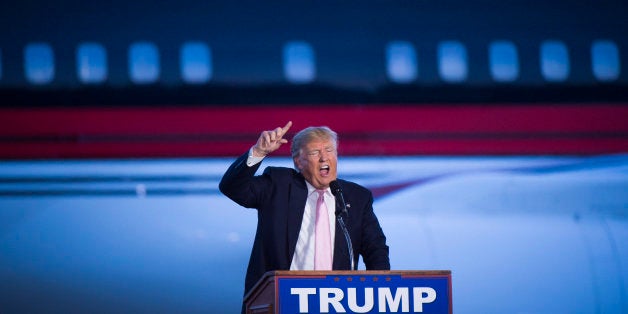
[244,270,452,314]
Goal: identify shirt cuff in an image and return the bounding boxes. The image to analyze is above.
[246,147,265,167]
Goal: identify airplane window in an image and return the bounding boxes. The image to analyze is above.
[77,43,108,84]
[283,41,315,84]
[129,42,160,84]
[489,41,519,82]
[540,40,570,82]
[24,43,55,85]
[386,41,418,83]
[438,41,468,83]
[591,40,620,82]
[180,42,212,84]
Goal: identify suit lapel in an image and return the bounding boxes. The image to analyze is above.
[333,179,355,270]
[333,216,349,269]
[333,180,351,270]
[287,174,308,262]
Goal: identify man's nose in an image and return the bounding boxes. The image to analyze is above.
[319,150,330,161]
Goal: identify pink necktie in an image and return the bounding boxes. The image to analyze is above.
[314,189,332,270]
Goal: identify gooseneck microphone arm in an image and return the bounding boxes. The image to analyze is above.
[330,180,355,271]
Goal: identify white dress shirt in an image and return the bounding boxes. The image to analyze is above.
[290,182,336,270]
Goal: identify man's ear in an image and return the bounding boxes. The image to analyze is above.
[293,156,302,171]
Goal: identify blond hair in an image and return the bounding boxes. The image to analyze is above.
[290,126,338,158]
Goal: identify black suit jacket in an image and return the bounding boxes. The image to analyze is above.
[219,152,390,296]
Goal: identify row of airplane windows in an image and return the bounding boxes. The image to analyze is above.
[0,39,622,86]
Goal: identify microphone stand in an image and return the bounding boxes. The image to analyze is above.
[331,181,355,271]
[336,213,355,270]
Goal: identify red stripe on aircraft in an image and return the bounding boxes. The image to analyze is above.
[1,104,627,158]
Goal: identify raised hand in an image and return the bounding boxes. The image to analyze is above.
[252,121,293,157]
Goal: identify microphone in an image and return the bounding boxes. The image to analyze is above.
[329,180,348,216]
[329,180,355,270]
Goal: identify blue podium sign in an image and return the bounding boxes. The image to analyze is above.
[273,271,452,314]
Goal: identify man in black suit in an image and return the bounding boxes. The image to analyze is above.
[219,121,390,308]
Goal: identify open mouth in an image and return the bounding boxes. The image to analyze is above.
[319,165,330,176]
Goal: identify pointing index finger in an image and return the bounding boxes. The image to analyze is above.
[280,121,293,136]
